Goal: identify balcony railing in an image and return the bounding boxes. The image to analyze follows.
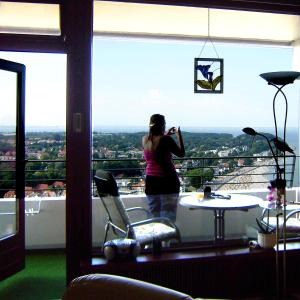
[0,155,298,248]
[1,154,296,198]
[93,154,297,194]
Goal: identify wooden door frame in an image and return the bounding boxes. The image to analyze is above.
[0,59,25,281]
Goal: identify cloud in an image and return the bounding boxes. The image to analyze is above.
[148,89,162,99]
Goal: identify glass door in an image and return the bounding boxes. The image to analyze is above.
[0,58,25,280]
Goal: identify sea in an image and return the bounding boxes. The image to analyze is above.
[2,124,299,146]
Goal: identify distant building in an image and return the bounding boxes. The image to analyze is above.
[218,149,231,157]
[25,186,35,197]
[132,179,145,193]
[237,159,245,167]
[35,183,49,190]
[4,190,15,198]
[51,181,65,188]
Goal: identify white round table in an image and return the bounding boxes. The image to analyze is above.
[180,193,263,241]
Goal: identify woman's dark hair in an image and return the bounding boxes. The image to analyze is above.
[148,114,165,136]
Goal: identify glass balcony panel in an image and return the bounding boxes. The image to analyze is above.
[0,52,66,242]
[0,69,17,239]
[0,2,60,35]
[91,34,300,249]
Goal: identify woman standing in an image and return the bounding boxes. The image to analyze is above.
[142,114,185,222]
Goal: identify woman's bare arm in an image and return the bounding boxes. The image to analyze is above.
[163,127,185,157]
[159,127,185,157]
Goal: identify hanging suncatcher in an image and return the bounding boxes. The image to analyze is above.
[194,9,224,94]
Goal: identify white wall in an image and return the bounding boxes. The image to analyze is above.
[0,188,298,249]
[93,188,299,246]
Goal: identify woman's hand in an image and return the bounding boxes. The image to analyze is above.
[166,127,176,136]
[166,126,182,137]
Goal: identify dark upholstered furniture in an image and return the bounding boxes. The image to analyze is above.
[62,273,224,300]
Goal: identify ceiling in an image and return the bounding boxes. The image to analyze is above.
[94,1,300,45]
[0,1,299,45]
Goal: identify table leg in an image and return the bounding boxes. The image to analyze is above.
[214,209,225,241]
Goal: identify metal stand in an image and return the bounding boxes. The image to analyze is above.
[275,200,285,300]
[259,71,300,299]
[213,209,225,241]
[271,81,288,300]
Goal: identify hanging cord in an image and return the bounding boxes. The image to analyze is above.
[198,8,219,59]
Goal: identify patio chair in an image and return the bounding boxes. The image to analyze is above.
[94,170,181,250]
[261,207,300,237]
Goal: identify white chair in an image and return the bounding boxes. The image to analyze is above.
[94,170,181,249]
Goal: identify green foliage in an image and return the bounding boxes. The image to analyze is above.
[93,160,141,177]
[0,141,14,152]
[185,168,214,190]
[196,75,222,91]
[0,130,273,195]
[243,157,254,165]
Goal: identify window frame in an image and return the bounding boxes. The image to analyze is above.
[0,0,299,283]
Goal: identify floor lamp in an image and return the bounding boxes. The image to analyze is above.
[242,126,291,299]
[259,71,300,299]
[243,71,300,299]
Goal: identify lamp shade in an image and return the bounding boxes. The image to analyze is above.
[260,71,300,85]
[242,127,257,136]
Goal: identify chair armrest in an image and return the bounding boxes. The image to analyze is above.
[261,208,268,219]
[286,208,300,221]
[126,207,151,218]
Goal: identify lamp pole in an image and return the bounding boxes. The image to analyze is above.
[269,82,288,299]
[259,71,300,299]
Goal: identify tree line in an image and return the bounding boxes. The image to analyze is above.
[0,131,271,196]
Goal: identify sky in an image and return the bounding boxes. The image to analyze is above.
[0,52,66,129]
[0,38,300,132]
[92,38,300,131]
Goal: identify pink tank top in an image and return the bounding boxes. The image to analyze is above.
[144,149,175,177]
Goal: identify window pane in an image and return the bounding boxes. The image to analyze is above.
[0,2,60,35]
[0,69,17,239]
[0,52,66,248]
[92,37,300,247]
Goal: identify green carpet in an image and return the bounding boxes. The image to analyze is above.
[0,251,66,300]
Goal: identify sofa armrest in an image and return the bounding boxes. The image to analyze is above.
[63,274,194,300]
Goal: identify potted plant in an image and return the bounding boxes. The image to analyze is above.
[256,218,277,249]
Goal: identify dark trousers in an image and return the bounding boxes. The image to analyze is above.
[145,175,180,222]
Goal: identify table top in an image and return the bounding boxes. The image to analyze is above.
[180,192,263,211]
[259,201,300,211]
